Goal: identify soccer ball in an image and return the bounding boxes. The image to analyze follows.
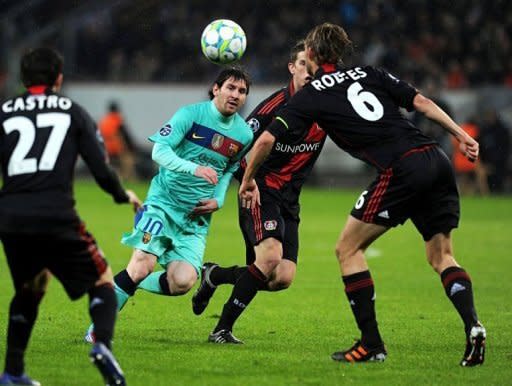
[201,19,246,64]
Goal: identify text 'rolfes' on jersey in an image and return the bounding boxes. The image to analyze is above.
[267,65,435,171]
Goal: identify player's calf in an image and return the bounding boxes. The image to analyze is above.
[88,284,116,346]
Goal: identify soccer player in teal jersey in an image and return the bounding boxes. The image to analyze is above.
[85,68,253,343]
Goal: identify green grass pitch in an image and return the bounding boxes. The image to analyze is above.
[0,180,511,385]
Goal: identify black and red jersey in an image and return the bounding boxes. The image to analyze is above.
[238,80,327,202]
[0,86,128,233]
[267,65,435,171]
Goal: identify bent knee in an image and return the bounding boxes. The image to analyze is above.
[427,253,458,274]
[335,241,354,262]
[268,263,296,291]
[263,254,282,269]
[168,272,197,295]
[272,276,293,291]
[129,265,154,282]
[127,251,157,281]
[255,245,283,275]
[169,281,195,295]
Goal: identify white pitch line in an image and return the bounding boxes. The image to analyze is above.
[366,247,382,259]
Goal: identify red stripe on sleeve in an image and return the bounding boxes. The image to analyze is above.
[257,92,285,115]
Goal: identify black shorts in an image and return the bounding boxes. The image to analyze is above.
[351,145,460,241]
[238,189,299,265]
[1,222,108,300]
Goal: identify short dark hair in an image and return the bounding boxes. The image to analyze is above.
[289,40,305,63]
[208,66,251,100]
[108,101,120,113]
[304,23,353,65]
[20,47,63,87]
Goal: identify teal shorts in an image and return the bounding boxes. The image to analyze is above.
[121,204,206,274]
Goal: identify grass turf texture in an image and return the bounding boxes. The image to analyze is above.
[0,180,511,385]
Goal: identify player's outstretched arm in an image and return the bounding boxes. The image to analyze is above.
[239,130,274,208]
[413,93,479,162]
[241,130,275,183]
[77,111,135,203]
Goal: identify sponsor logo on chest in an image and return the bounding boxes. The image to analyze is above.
[211,133,224,149]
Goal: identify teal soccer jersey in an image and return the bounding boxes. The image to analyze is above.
[145,100,252,234]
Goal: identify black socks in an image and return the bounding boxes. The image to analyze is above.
[214,264,267,332]
[342,270,383,348]
[441,266,479,335]
[114,269,138,296]
[4,289,44,376]
[88,284,117,348]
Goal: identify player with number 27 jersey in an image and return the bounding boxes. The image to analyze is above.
[0,88,128,233]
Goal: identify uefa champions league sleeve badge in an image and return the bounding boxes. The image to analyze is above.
[159,124,172,136]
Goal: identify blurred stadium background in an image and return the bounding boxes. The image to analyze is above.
[1,3,511,385]
[1,0,511,192]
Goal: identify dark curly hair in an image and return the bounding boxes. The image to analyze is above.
[208,66,251,100]
[289,40,305,63]
[21,47,63,87]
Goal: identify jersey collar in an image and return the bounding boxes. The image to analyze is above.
[287,78,296,97]
[314,63,339,77]
[209,100,235,124]
[27,85,49,95]
[320,63,337,73]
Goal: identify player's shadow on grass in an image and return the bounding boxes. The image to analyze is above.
[145,336,205,346]
[144,330,220,346]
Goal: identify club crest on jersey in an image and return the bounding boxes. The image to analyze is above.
[228,143,240,156]
[211,133,224,149]
[159,124,172,136]
[264,220,278,231]
[142,232,152,244]
[247,118,260,133]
